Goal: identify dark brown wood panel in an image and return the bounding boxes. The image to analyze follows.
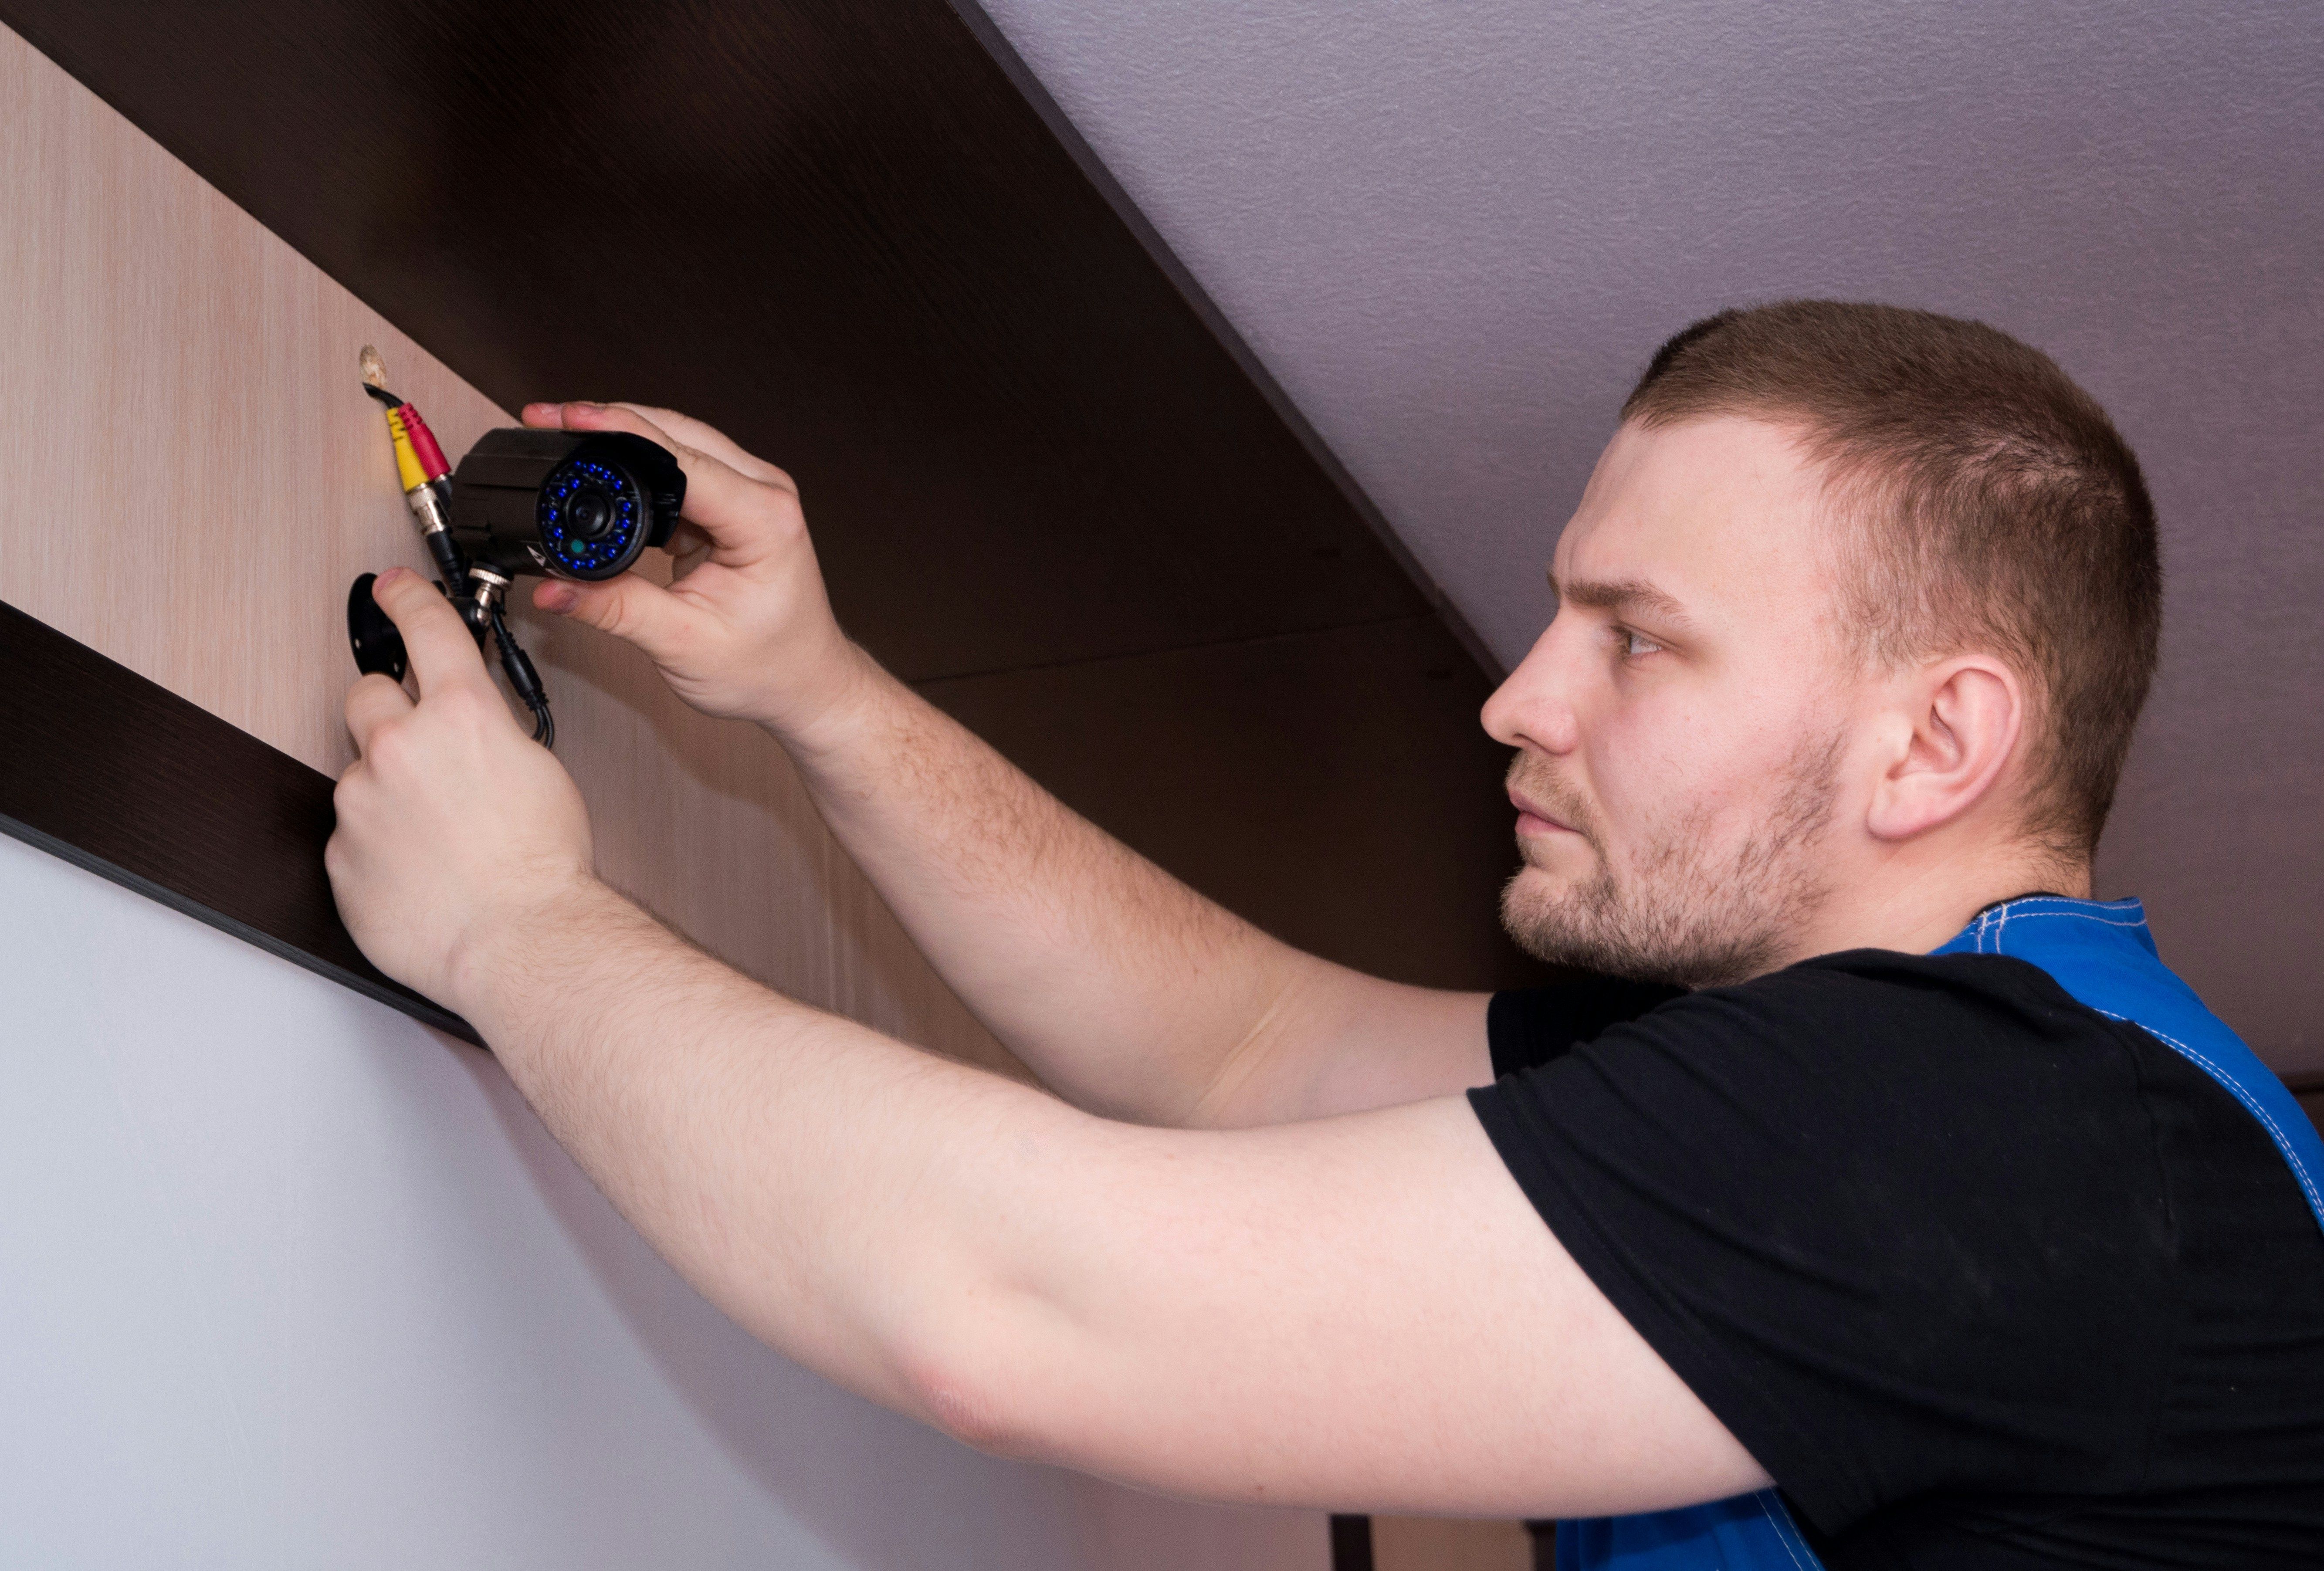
[920,616,1548,992]
[0,0,1455,684]
[0,599,478,1044]
[1330,1514,1377,1571]
[2,0,1533,1039]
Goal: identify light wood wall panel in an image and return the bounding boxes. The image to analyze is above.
[0,24,1014,1077]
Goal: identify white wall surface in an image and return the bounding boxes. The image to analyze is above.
[973,0,2324,1071]
[0,833,1321,1569]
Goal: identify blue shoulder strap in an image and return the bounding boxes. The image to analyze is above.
[1931,895,2324,1230]
[1556,894,2323,1571]
[1557,1489,1821,1571]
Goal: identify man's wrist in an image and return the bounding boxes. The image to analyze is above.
[442,870,627,1032]
[760,639,907,769]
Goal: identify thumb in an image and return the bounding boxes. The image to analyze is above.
[535,573,692,662]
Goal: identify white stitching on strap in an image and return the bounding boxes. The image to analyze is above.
[1979,907,2148,928]
[1756,1490,1819,1571]
[1972,901,2323,1223]
[2098,1009,2324,1220]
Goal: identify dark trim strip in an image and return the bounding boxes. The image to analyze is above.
[939,0,1502,681]
[0,599,478,1045]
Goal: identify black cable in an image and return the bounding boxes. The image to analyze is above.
[424,525,468,597]
[362,382,406,407]
[517,683,554,750]
[486,602,555,750]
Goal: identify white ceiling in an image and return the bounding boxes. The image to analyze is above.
[976,0,2324,1070]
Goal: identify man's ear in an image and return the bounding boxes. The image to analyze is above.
[1866,656,2026,842]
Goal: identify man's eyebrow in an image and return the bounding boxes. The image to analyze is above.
[1548,574,1694,627]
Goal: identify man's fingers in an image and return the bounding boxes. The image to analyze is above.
[532,572,693,662]
[522,400,792,488]
[344,671,414,756]
[666,521,715,583]
[368,568,495,699]
[521,402,798,573]
[520,398,681,452]
[613,404,793,487]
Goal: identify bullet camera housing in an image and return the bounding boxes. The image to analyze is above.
[447,428,686,582]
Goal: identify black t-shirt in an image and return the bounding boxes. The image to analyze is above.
[1467,951,2324,1569]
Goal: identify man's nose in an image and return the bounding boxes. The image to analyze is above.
[1480,626,1581,755]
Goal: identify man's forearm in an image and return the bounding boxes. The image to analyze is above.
[494,402,1483,1126]
[451,875,1081,1424]
[773,649,1355,1126]
[444,878,1762,1521]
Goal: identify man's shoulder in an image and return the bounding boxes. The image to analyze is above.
[1480,942,2290,1260]
[1472,945,2324,1555]
[1730,943,2107,1015]
[1491,946,2138,1082]
[1488,944,2313,1213]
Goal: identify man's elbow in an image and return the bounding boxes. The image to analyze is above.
[890,1311,1072,1463]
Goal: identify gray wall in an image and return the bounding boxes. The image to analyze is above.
[0,834,1320,1568]
[978,0,2324,1073]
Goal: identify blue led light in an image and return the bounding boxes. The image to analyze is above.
[537,457,641,575]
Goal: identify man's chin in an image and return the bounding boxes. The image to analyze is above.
[1500,867,1598,959]
[1502,862,1556,904]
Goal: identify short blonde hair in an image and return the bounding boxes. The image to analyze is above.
[1623,301,2161,859]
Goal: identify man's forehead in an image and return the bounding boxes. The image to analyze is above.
[1550,416,1833,609]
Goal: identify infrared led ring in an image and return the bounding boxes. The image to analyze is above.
[538,456,648,580]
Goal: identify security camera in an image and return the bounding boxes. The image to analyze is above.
[448,429,687,582]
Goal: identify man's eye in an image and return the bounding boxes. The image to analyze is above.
[1619,629,1663,658]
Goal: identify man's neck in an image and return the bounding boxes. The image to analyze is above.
[1789,846,2095,966]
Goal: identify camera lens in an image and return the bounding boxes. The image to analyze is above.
[505,443,671,582]
[565,485,616,540]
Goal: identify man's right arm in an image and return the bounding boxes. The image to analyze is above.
[519,400,1493,1128]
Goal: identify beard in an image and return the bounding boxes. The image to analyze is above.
[1499,728,1845,990]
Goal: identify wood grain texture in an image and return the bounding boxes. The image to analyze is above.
[0,0,1460,684]
[0,0,1535,1008]
[923,615,1545,991]
[0,24,1013,1076]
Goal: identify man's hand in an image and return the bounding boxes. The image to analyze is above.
[520,401,867,743]
[512,400,1491,1130]
[326,567,598,1012]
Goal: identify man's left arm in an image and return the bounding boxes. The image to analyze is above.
[327,568,1771,1518]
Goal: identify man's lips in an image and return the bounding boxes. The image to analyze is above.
[1508,789,1579,836]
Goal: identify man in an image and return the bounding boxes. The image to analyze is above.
[326,301,2324,1568]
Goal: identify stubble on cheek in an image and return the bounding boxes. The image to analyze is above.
[1497,727,1844,989]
